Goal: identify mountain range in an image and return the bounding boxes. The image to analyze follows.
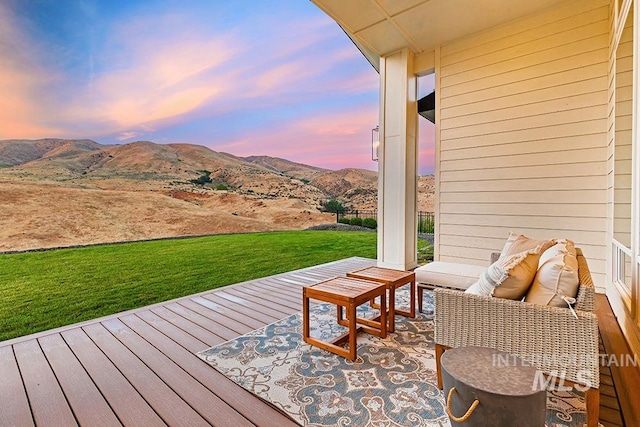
[0,139,434,251]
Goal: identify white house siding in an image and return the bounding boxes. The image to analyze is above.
[434,0,610,289]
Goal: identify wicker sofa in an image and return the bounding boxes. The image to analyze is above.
[433,248,599,427]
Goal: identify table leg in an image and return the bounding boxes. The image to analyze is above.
[303,290,310,341]
[379,291,387,338]
[387,284,395,333]
[348,302,357,360]
[409,280,416,318]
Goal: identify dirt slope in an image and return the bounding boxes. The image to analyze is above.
[0,181,334,251]
[0,139,434,251]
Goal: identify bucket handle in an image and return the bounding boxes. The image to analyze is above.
[446,387,480,423]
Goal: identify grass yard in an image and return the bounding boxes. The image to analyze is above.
[0,231,378,342]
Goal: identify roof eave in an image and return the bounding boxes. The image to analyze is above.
[339,24,380,73]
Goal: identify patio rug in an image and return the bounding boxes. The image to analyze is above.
[197,289,592,427]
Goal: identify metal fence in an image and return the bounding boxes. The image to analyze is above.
[417,211,435,234]
[337,209,378,221]
[336,210,435,233]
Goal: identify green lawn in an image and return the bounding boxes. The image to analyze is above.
[0,231,377,342]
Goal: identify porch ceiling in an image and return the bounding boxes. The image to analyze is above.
[311,0,574,58]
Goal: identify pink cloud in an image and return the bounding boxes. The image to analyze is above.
[218,102,436,174]
[117,131,141,141]
[73,29,238,130]
[216,103,379,170]
[418,119,436,174]
[67,13,348,137]
[0,7,249,139]
[332,71,379,94]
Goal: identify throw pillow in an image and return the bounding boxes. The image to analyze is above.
[493,233,555,299]
[465,250,530,297]
[465,233,554,299]
[524,240,580,307]
[500,232,554,257]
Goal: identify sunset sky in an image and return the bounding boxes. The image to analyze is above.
[1,0,435,174]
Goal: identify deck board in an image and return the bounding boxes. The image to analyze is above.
[220,286,299,312]
[596,294,640,427]
[0,346,34,427]
[199,293,280,324]
[230,285,301,309]
[61,328,166,427]
[189,296,266,330]
[13,339,78,426]
[2,256,634,426]
[243,278,303,298]
[134,310,209,353]
[176,299,254,336]
[149,305,225,346]
[117,314,294,427]
[163,302,241,341]
[100,318,252,426]
[38,334,122,427]
[83,322,210,426]
[213,290,291,318]
[254,277,307,297]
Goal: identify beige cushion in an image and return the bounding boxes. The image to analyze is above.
[467,233,554,299]
[525,240,579,307]
[415,261,485,290]
[499,232,555,258]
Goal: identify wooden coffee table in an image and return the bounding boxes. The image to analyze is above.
[346,266,415,332]
[303,277,387,361]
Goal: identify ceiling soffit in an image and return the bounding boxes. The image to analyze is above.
[312,0,573,57]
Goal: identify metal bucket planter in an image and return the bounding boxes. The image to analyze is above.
[441,346,546,427]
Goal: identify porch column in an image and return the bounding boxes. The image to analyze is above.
[377,48,418,270]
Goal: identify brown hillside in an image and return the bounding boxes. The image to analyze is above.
[418,175,435,212]
[0,138,101,166]
[243,155,328,180]
[0,139,435,250]
[0,181,335,252]
[310,168,378,198]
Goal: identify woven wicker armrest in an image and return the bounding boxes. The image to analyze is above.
[574,248,595,312]
[433,289,600,388]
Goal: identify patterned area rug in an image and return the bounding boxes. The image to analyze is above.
[198,288,591,427]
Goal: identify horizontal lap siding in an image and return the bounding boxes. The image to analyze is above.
[436,0,610,289]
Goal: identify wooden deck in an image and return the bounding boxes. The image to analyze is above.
[0,257,375,426]
[596,294,640,427]
[0,257,636,426]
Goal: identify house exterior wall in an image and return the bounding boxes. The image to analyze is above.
[433,0,610,289]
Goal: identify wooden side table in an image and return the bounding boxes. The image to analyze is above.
[303,277,387,361]
[346,266,415,332]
